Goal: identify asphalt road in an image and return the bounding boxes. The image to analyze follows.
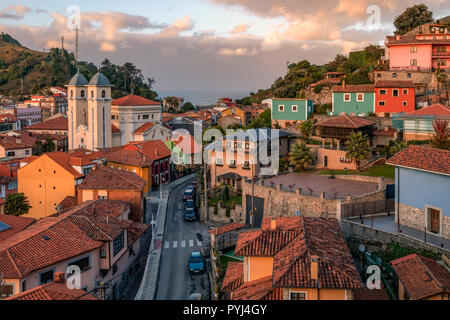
[155,180,211,300]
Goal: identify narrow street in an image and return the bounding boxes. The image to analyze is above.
[155,179,211,300]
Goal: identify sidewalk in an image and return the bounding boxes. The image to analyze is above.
[355,215,450,249]
[134,174,195,300]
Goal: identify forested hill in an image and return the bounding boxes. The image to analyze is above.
[237,45,384,106]
[0,33,158,100]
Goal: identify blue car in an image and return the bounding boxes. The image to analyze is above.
[184,200,196,221]
[189,251,205,275]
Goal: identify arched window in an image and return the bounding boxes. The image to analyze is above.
[70,90,73,98]
[91,90,94,98]
[102,90,106,98]
[80,90,85,98]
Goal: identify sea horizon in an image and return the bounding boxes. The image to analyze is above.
[155,89,251,106]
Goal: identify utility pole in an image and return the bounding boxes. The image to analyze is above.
[61,35,64,53]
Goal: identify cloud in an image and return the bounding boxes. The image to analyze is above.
[0,5,31,20]
[229,22,250,34]
[218,47,257,55]
[159,15,194,38]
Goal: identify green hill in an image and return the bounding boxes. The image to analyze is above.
[0,33,158,100]
[237,45,384,105]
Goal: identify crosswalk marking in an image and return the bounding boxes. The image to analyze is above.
[173,241,177,248]
[162,238,205,250]
[189,240,194,247]
[165,241,169,249]
[181,240,186,247]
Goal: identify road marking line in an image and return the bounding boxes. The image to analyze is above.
[197,240,202,247]
[189,240,194,247]
[164,241,169,249]
[181,240,186,247]
[173,241,177,248]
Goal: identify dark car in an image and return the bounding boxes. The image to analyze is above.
[183,187,194,202]
[191,181,198,190]
[184,199,196,221]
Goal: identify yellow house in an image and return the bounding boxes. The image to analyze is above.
[221,107,249,126]
[221,216,363,300]
[18,152,87,219]
[391,254,450,300]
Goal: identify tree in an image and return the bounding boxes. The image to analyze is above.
[389,140,408,157]
[431,119,450,150]
[246,109,271,129]
[394,4,433,35]
[181,102,195,112]
[5,193,31,216]
[345,131,371,170]
[288,142,314,171]
[44,138,55,152]
[299,120,313,142]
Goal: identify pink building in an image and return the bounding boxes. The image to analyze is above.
[386,24,450,71]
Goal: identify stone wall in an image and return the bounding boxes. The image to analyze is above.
[200,202,244,224]
[241,175,386,220]
[305,87,333,106]
[340,220,449,255]
[396,203,450,240]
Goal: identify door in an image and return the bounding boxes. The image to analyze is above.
[324,156,328,168]
[430,208,440,234]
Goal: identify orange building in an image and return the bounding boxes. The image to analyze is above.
[221,106,250,126]
[17,152,95,219]
[391,254,450,300]
[221,216,363,300]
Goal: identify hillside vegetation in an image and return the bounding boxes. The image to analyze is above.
[0,33,157,100]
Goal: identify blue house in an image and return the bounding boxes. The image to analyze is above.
[387,145,450,240]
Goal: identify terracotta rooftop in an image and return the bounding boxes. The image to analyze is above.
[6,280,97,300]
[231,276,283,300]
[106,140,171,167]
[373,128,397,137]
[332,84,375,93]
[391,254,450,300]
[386,33,450,46]
[111,124,121,133]
[133,122,155,134]
[315,115,375,129]
[403,103,450,117]
[234,217,363,291]
[208,222,246,236]
[0,135,36,150]
[375,80,415,88]
[221,262,244,292]
[0,215,35,241]
[112,94,160,106]
[56,195,78,213]
[44,152,85,178]
[79,166,146,191]
[386,145,450,175]
[24,115,68,131]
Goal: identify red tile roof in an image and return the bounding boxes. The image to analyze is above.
[315,115,375,129]
[0,135,36,150]
[106,140,171,167]
[112,94,160,106]
[386,145,450,175]
[111,124,121,133]
[6,280,97,300]
[134,122,155,134]
[386,33,450,46]
[56,196,78,213]
[79,166,146,191]
[373,128,396,137]
[404,103,450,116]
[375,80,415,88]
[24,115,68,131]
[231,276,283,300]
[208,222,245,236]
[45,152,85,178]
[0,215,35,241]
[171,133,202,155]
[391,254,450,300]
[332,84,375,93]
[221,262,244,292]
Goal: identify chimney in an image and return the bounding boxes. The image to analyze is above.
[396,35,400,40]
[54,272,65,284]
[311,255,319,281]
[270,217,277,230]
[342,80,346,88]
[155,149,159,156]
[16,137,21,144]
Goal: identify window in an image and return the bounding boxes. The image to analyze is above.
[102,90,106,98]
[403,89,409,95]
[113,232,125,256]
[402,101,408,106]
[290,292,306,300]
[8,181,17,190]
[343,93,351,102]
[410,46,417,53]
[22,281,26,293]
[91,91,94,99]
[39,269,54,285]
[245,143,250,150]
[100,250,107,258]
[377,73,381,78]
[278,105,284,112]
[379,89,387,95]
[393,89,399,97]
[356,93,364,102]
[378,101,386,106]
[68,256,90,272]
[25,150,30,155]
[216,158,223,166]
[70,90,73,98]
[83,167,92,176]
[392,73,397,78]
[292,105,298,112]
[407,73,411,78]
[80,90,85,98]
[6,151,15,157]
[143,115,149,120]
[243,161,250,169]
[229,159,236,167]
[410,59,417,66]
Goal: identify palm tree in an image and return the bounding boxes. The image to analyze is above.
[299,120,313,142]
[389,140,408,157]
[288,142,314,171]
[345,131,371,171]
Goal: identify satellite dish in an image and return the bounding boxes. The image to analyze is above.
[359,244,366,253]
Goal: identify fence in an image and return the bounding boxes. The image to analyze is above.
[341,199,394,219]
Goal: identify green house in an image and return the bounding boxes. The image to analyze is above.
[331,84,375,116]
[267,98,313,127]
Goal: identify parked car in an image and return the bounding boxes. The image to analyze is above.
[191,180,198,190]
[184,199,197,222]
[187,293,203,300]
[183,187,194,202]
[188,251,205,275]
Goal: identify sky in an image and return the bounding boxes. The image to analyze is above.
[0,0,449,92]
